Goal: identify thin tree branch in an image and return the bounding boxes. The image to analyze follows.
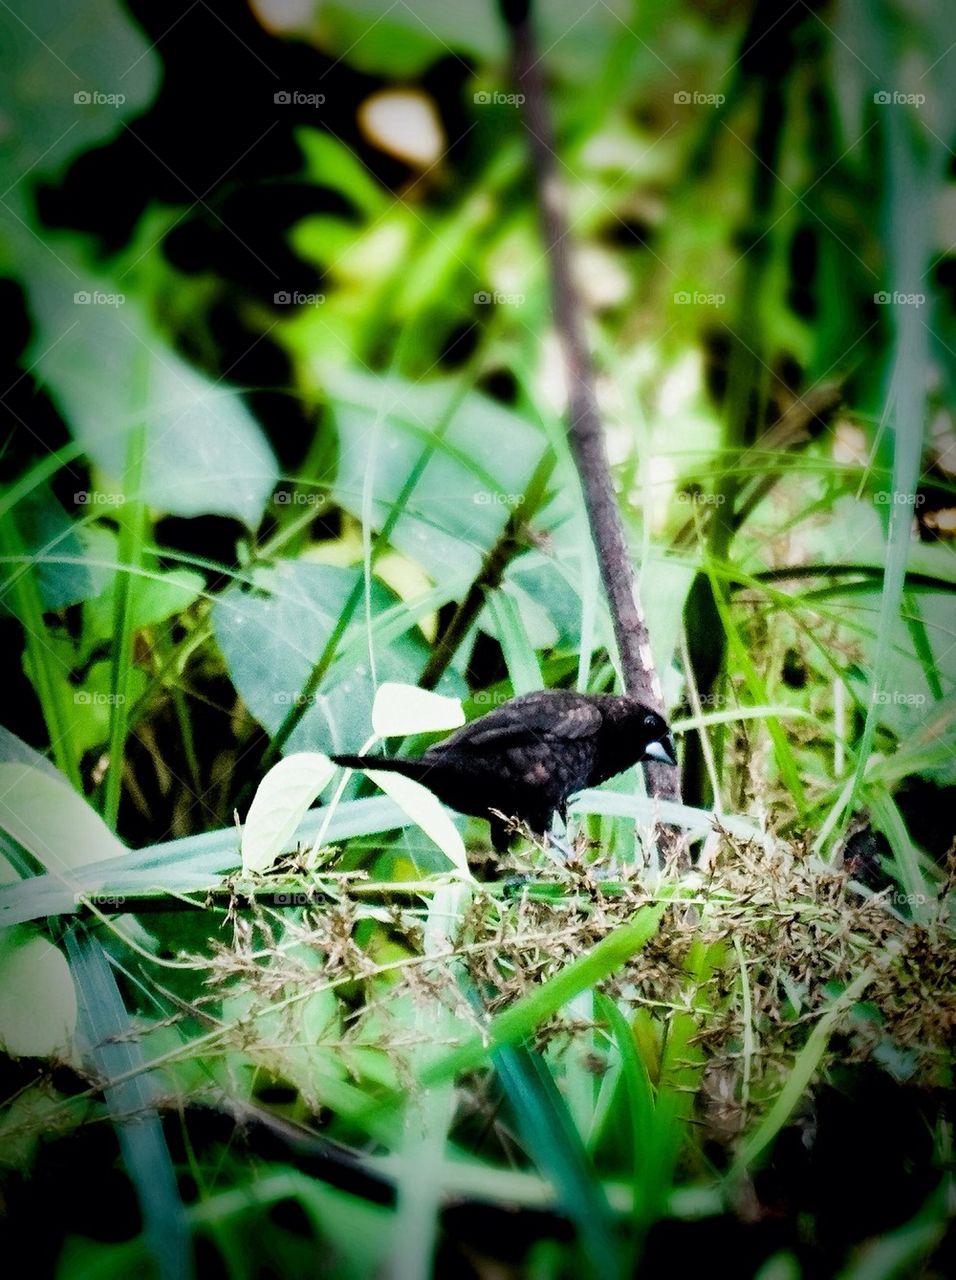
[506,10,681,814]
[419,446,555,690]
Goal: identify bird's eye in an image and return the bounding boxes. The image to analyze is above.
[643,713,657,727]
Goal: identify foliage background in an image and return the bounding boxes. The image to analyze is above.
[0,0,953,1276]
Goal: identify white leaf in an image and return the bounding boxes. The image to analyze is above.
[0,765,125,872]
[0,929,76,1057]
[372,682,465,738]
[361,770,472,879]
[242,752,336,874]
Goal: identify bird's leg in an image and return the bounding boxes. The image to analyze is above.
[554,805,618,882]
[545,824,602,896]
[489,814,511,855]
[548,800,580,864]
[546,830,575,862]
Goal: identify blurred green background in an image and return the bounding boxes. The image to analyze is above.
[0,0,953,1276]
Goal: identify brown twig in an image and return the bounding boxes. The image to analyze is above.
[507,12,681,819]
[419,446,555,690]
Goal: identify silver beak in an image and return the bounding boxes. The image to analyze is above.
[644,734,677,766]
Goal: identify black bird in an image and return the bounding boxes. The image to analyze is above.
[331,690,677,852]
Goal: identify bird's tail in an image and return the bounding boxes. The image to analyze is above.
[330,753,434,782]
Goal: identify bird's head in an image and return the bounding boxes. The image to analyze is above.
[635,708,678,766]
[599,699,677,766]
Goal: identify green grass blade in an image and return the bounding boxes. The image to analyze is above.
[0,509,82,790]
[419,903,667,1086]
[866,784,934,918]
[495,1043,620,1278]
[104,420,148,828]
[0,439,86,523]
[731,969,875,1174]
[595,992,661,1233]
[700,546,808,816]
[486,587,542,694]
[65,924,191,1280]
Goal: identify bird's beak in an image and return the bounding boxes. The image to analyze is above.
[645,734,677,766]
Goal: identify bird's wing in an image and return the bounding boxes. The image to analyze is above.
[433,692,601,754]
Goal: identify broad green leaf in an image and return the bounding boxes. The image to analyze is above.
[241,752,336,874]
[212,560,453,755]
[297,127,390,218]
[272,0,504,77]
[63,660,149,758]
[266,0,627,82]
[327,367,546,589]
[1,483,94,612]
[0,0,159,209]
[23,258,278,526]
[16,629,149,760]
[83,565,206,654]
[507,546,597,652]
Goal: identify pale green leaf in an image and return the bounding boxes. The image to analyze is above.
[0,928,76,1057]
[371,681,465,737]
[360,769,470,878]
[0,764,125,872]
[241,752,337,874]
